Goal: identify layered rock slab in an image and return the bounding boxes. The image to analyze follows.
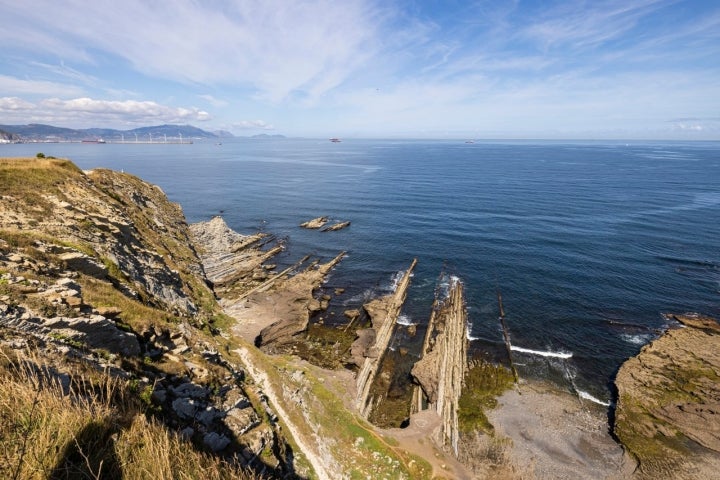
[614,313,720,479]
[410,276,468,455]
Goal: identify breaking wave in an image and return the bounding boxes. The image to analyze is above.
[397,314,415,326]
[578,390,611,407]
[620,333,652,346]
[466,324,480,341]
[510,345,573,359]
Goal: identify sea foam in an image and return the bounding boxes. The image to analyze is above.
[578,390,611,407]
[510,345,573,359]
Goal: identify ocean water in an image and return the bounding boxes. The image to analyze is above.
[5,138,719,401]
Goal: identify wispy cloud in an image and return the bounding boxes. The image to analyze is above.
[0,74,85,97]
[198,94,229,108]
[0,0,718,137]
[28,60,99,86]
[0,0,388,103]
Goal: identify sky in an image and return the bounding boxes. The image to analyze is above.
[1,0,719,139]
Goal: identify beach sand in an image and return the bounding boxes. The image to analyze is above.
[486,380,631,479]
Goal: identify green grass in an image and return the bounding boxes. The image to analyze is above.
[458,361,515,434]
[0,158,82,217]
[258,353,434,480]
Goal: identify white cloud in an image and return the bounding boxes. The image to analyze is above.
[518,0,667,50]
[0,97,36,110]
[0,96,211,127]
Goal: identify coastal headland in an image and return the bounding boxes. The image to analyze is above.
[1,157,718,479]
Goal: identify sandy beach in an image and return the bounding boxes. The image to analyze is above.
[486,380,630,479]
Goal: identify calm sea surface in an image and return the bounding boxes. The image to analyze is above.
[5,138,719,401]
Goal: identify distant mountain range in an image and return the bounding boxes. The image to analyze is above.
[0,123,231,141]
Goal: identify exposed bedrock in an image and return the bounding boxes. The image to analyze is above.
[410,277,468,456]
[613,313,720,479]
[189,216,280,294]
[255,251,346,348]
[354,259,417,418]
[299,216,329,229]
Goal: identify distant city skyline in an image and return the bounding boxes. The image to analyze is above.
[1,0,719,139]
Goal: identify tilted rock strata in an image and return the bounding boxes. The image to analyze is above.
[410,277,468,455]
[300,216,329,229]
[354,259,417,418]
[321,221,350,232]
[0,159,203,314]
[256,251,346,347]
[614,313,720,479]
[189,216,275,290]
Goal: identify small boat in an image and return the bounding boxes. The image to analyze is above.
[329,138,341,143]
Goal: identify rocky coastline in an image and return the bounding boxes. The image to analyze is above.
[2,157,718,479]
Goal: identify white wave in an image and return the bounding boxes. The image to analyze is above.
[466,322,479,341]
[578,390,610,407]
[397,314,415,326]
[388,270,406,290]
[620,333,652,345]
[510,345,573,359]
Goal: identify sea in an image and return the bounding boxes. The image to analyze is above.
[4,138,719,404]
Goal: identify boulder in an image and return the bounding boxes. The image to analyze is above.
[59,252,108,278]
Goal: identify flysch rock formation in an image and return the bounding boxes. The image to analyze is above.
[410,276,468,456]
[255,251,346,348]
[189,216,282,297]
[321,221,351,232]
[354,259,417,418]
[613,313,720,480]
[190,216,347,346]
[300,216,329,229]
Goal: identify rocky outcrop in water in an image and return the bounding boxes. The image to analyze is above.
[411,277,468,455]
[613,313,720,479]
[322,221,350,232]
[300,216,329,229]
[354,259,417,418]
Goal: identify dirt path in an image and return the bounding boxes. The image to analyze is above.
[380,410,477,479]
[233,346,333,480]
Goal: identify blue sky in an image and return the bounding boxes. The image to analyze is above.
[1,0,719,139]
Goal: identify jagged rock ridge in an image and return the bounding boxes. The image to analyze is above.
[411,276,468,456]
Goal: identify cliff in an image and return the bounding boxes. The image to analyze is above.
[613,313,720,479]
[0,157,290,478]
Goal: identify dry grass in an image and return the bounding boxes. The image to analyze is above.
[0,349,258,480]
